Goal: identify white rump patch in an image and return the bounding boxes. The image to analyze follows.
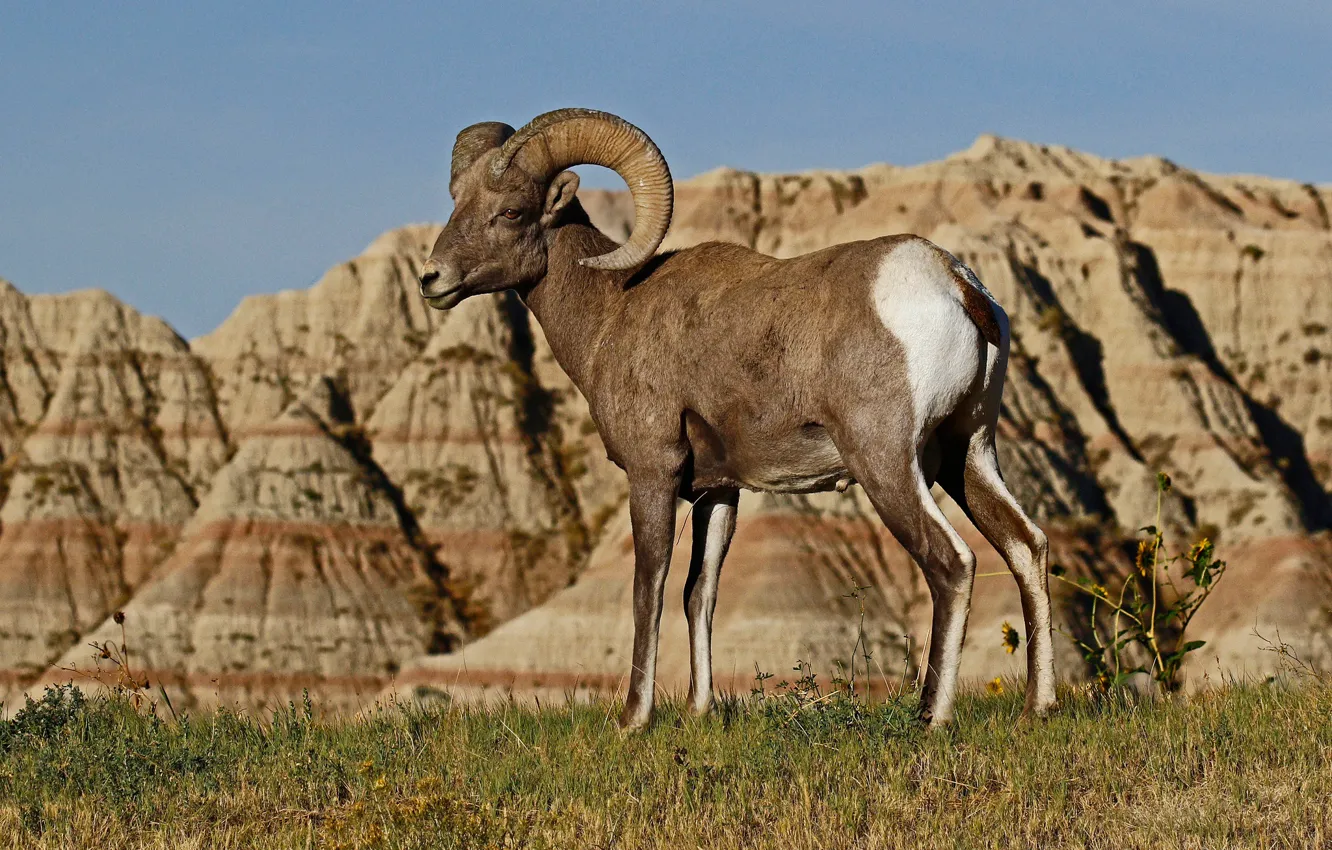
[871,240,983,432]
[938,247,1010,411]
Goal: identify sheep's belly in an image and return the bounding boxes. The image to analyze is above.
[739,462,851,494]
[686,412,851,494]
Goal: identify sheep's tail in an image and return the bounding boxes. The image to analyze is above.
[949,260,1003,347]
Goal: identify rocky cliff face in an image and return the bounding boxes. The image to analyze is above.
[0,288,228,697]
[42,378,459,709]
[363,294,598,634]
[3,135,1329,708]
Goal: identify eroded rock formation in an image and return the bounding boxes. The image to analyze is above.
[43,378,458,709]
[0,289,228,698]
[1,134,1328,708]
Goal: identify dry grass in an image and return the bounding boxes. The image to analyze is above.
[1,676,1330,849]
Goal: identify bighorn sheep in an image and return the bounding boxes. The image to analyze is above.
[421,108,1056,729]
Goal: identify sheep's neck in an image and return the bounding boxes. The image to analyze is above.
[521,222,627,394]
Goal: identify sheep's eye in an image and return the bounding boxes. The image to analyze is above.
[501,209,521,221]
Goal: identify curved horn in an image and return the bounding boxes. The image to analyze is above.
[490,108,672,271]
[450,121,515,191]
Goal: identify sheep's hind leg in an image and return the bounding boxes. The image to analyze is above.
[834,434,978,726]
[683,488,739,716]
[939,433,1057,716]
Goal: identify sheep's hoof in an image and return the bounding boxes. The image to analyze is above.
[618,707,653,735]
[918,706,955,731]
[1020,696,1059,721]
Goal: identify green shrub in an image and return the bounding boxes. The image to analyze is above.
[1053,472,1226,692]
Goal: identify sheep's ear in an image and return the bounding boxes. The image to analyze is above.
[542,171,580,224]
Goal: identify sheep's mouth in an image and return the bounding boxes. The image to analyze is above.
[422,268,478,309]
[424,288,464,310]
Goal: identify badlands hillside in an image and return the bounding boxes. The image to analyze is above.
[1,135,1329,709]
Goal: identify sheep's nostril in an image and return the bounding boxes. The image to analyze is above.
[419,262,461,302]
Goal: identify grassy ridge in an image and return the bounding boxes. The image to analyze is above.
[1,682,1330,848]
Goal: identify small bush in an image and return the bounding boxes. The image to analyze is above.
[0,685,88,752]
[1053,472,1226,692]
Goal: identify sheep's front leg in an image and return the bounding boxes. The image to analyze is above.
[619,469,681,731]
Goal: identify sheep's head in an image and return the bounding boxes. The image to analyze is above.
[420,109,673,310]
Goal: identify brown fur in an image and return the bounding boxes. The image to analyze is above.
[530,230,920,498]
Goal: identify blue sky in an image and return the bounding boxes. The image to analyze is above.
[1,2,1328,337]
